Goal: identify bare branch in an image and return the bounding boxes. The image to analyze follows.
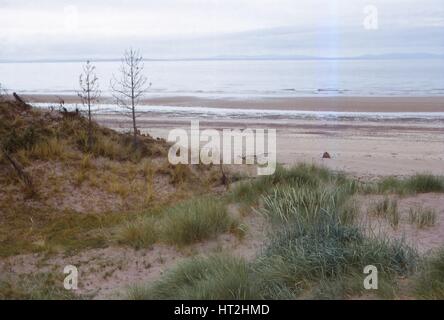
[77,60,101,150]
[0,83,8,102]
[109,48,150,143]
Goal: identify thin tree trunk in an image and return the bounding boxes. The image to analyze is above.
[132,101,137,145]
[87,82,93,151]
[131,62,137,145]
[220,163,228,189]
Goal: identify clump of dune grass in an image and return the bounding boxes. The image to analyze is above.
[414,248,444,299]
[129,183,416,299]
[408,207,437,229]
[158,163,195,185]
[127,254,257,300]
[161,197,237,246]
[369,197,400,228]
[261,184,352,226]
[28,137,72,160]
[230,163,356,205]
[0,273,83,300]
[117,216,159,249]
[106,178,130,198]
[79,153,94,170]
[230,179,269,205]
[254,223,415,299]
[404,174,444,193]
[127,165,417,300]
[312,272,398,300]
[91,133,126,160]
[339,199,360,226]
[254,184,415,299]
[371,176,403,194]
[375,174,444,195]
[116,196,239,248]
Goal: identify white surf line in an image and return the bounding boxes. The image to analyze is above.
[32,102,444,121]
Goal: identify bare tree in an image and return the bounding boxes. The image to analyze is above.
[78,61,100,150]
[110,48,150,145]
[0,83,8,102]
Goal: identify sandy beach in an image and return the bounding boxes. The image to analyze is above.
[21,94,444,178]
[94,114,444,178]
[23,94,444,112]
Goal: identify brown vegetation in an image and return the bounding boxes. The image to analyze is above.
[0,100,229,258]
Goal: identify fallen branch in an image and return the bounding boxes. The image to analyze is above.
[1,147,35,195]
[12,92,31,111]
[13,92,26,105]
[219,163,229,189]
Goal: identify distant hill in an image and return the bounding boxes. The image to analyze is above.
[1,52,443,63]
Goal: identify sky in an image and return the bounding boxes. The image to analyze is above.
[0,0,443,60]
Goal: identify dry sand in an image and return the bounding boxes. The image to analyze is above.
[0,206,267,299]
[358,193,444,254]
[96,114,444,178]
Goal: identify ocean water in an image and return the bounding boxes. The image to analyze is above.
[1,59,444,98]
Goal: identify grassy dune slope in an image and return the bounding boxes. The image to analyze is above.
[1,101,444,300]
[130,165,444,300]
[0,101,230,258]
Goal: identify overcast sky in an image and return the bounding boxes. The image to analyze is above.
[0,0,443,60]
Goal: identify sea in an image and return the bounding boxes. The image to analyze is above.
[1,59,444,122]
[1,59,444,98]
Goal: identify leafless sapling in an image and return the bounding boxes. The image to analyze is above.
[0,83,8,102]
[110,49,150,145]
[78,60,100,150]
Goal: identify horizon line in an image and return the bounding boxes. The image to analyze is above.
[1,53,443,64]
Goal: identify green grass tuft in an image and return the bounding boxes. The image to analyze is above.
[408,207,437,229]
[414,248,444,299]
[375,174,444,195]
[0,273,84,300]
[116,196,239,248]
[128,164,418,300]
[230,163,356,206]
[404,174,444,193]
[369,197,400,228]
[161,197,237,246]
[127,254,257,300]
[117,216,159,249]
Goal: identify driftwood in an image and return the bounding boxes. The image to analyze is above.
[219,163,229,188]
[13,92,26,105]
[1,147,35,193]
[12,92,31,111]
[60,106,80,118]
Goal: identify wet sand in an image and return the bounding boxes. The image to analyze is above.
[23,94,444,113]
